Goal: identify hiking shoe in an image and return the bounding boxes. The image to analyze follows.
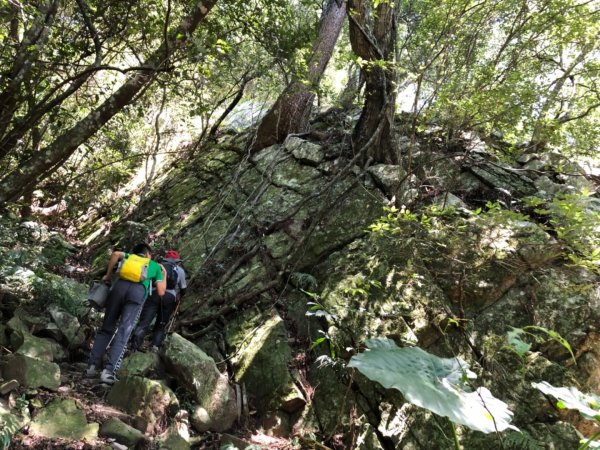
[84,364,98,378]
[149,345,159,353]
[100,369,117,385]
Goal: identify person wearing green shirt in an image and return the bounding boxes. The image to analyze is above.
[85,242,166,384]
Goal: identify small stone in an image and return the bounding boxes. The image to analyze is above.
[100,417,145,447]
[0,379,19,395]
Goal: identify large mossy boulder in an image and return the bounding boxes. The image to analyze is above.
[11,330,62,362]
[162,333,237,432]
[225,311,305,416]
[107,376,179,433]
[117,351,161,378]
[47,305,85,347]
[29,399,98,441]
[1,354,60,390]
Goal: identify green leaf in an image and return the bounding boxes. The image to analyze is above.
[310,337,327,350]
[349,338,518,433]
[507,327,532,356]
[532,382,600,420]
[523,326,576,364]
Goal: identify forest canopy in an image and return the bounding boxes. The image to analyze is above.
[0,0,597,216]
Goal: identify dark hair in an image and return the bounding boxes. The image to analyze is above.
[131,243,152,256]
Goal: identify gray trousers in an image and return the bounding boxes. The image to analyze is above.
[88,279,146,374]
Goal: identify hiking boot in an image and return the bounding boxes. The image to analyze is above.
[84,364,98,378]
[149,345,159,353]
[100,369,117,385]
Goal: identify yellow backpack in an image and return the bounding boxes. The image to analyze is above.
[119,254,150,283]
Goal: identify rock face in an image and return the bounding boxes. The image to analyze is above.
[85,130,600,448]
[161,333,237,432]
[29,399,98,441]
[1,354,60,390]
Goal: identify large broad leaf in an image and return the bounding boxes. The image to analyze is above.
[348,338,518,433]
[532,381,600,420]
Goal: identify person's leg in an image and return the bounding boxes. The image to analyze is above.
[151,292,176,348]
[88,281,127,369]
[131,293,160,351]
[103,283,146,376]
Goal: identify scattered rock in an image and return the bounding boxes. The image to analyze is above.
[0,379,19,395]
[29,398,98,441]
[285,137,325,165]
[117,351,161,378]
[6,316,28,334]
[48,305,84,347]
[367,164,407,197]
[1,354,60,390]
[99,417,145,447]
[107,376,179,433]
[159,431,191,450]
[162,333,237,432]
[11,330,62,362]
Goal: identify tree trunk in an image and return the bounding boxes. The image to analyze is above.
[348,0,398,164]
[0,0,60,143]
[530,49,589,152]
[0,0,217,204]
[251,0,346,151]
[208,73,254,141]
[338,63,364,110]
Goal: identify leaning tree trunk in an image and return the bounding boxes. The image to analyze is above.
[0,0,218,204]
[348,0,398,164]
[251,0,346,151]
[0,0,60,148]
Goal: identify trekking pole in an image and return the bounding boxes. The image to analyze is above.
[166,299,181,333]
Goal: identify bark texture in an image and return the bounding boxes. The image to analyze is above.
[0,0,61,151]
[251,0,346,151]
[348,0,398,164]
[0,0,217,204]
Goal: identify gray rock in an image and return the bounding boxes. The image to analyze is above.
[522,158,546,173]
[117,351,161,378]
[534,175,564,198]
[162,333,237,432]
[429,193,469,210]
[1,354,60,390]
[367,164,407,197]
[107,376,179,433]
[99,417,145,447]
[6,316,28,334]
[48,305,84,347]
[467,160,536,196]
[225,312,305,416]
[158,431,191,450]
[11,330,62,362]
[285,137,325,165]
[0,379,19,394]
[29,399,98,440]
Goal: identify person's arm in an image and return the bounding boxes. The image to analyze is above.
[155,264,167,297]
[102,251,125,283]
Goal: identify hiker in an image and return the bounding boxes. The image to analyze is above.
[131,249,187,352]
[85,243,166,384]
